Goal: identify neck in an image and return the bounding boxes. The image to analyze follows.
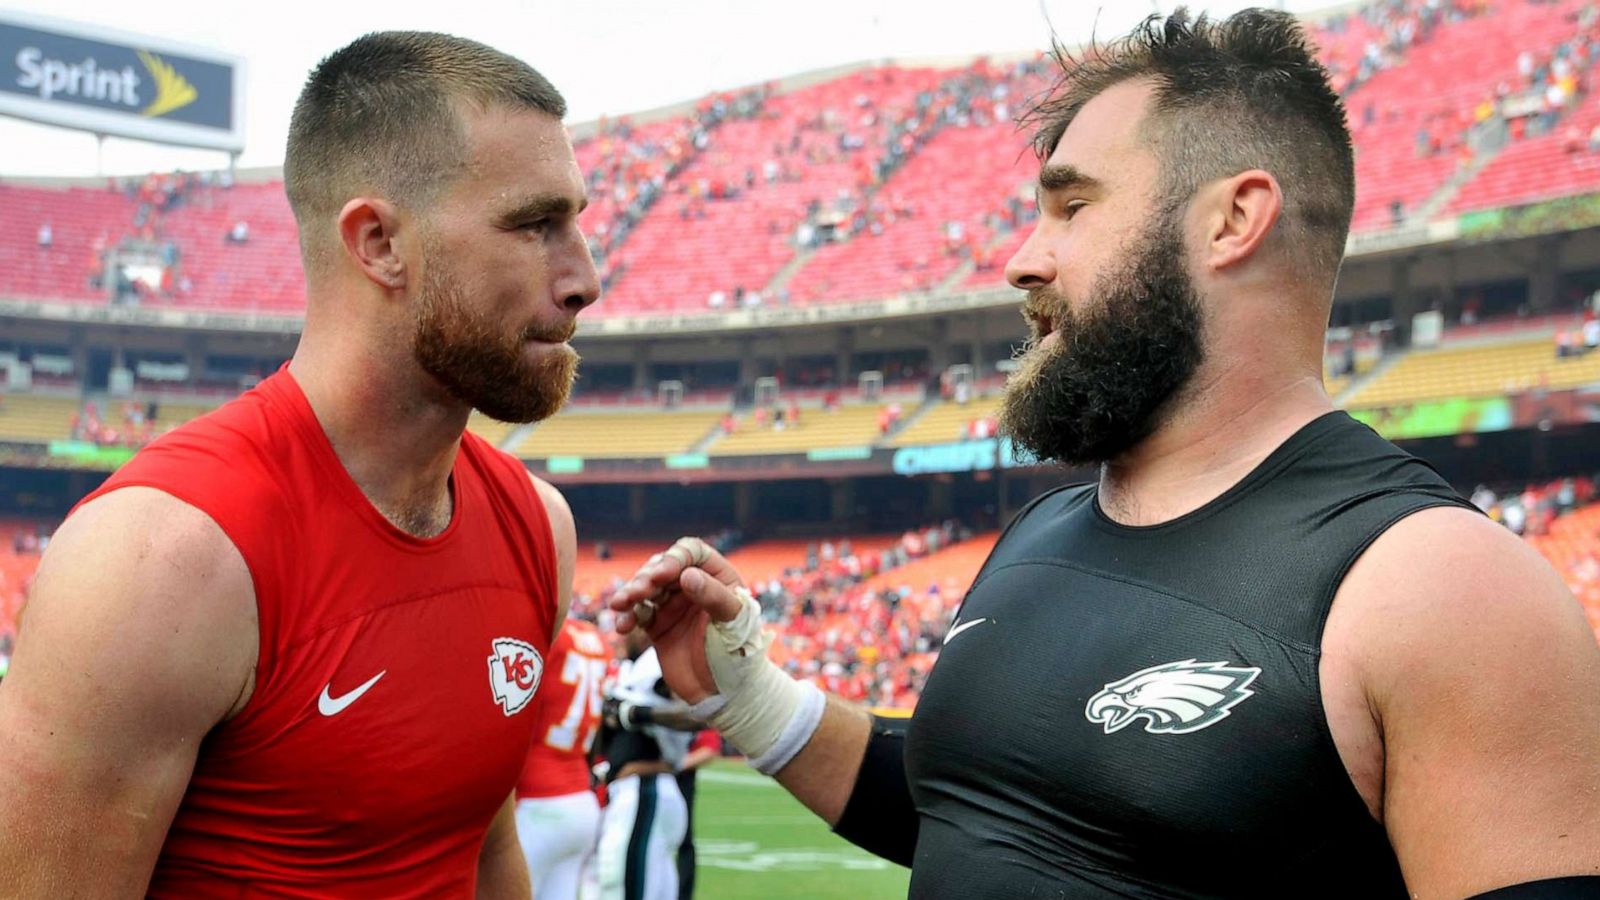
[289,303,470,538]
[1097,355,1332,527]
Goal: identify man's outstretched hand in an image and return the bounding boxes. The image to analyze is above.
[611,536,830,778]
[609,537,748,704]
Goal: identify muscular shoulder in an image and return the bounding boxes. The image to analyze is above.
[527,472,575,542]
[1332,505,1587,679]
[12,486,258,731]
[1330,502,1600,892]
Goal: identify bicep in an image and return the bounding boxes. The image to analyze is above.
[1360,510,1600,895]
[0,488,256,892]
[476,791,530,899]
[530,474,575,640]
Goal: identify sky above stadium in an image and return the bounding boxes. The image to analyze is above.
[0,0,1327,177]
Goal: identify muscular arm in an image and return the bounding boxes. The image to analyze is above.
[0,488,257,895]
[476,791,531,899]
[1343,507,1600,896]
[530,474,575,642]
[776,696,872,825]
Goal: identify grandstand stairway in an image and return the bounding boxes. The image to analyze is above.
[762,245,816,298]
[876,394,941,445]
[1407,142,1502,224]
[1332,351,1404,407]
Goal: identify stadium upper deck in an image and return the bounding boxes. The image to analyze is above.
[3,0,1597,325]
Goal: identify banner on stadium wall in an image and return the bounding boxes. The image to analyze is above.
[1347,396,1514,441]
[1457,193,1600,244]
[45,440,136,470]
[0,11,244,151]
[891,437,1035,476]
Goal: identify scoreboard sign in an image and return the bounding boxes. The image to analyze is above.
[0,11,244,152]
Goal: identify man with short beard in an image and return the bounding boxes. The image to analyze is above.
[607,9,1600,900]
[0,32,597,897]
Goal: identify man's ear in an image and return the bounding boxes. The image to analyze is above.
[336,196,408,290]
[1198,169,1283,272]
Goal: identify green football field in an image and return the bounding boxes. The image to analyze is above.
[691,761,909,899]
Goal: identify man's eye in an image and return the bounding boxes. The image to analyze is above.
[521,219,551,233]
[1063,200,1087,220]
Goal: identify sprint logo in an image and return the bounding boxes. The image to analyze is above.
[14,46,197,118]
[136,49,195,118]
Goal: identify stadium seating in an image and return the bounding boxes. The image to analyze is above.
[542,65,949,315]
[707,403,886,455]
[572,540,665,600]
[1449,90,1600,214]
[149,401,219,429]
[0,394,80,443]
[0,519,46,642]
[514,409,722,459]
[784,67,1048,303]
[962,228,1028,290]
[2,3,1593,315]
[889,395,1002,447]
[1344,336,1600,407]
[155,183,306,313]
[1527,501,1600,642]
[1341,0,1583,231]
[854,530,996,597]
[0,184,134,303]
[465,413,520,450]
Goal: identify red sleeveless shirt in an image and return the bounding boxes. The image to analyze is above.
[75,369,557,898]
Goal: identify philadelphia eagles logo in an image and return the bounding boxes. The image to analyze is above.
[1085,659,1261,735]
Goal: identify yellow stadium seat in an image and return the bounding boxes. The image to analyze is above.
[150,401,220,428]
[890,396,1002,447]
[515,410,723,459]
[1345,339,1600,408]
[0,395,80,443]
[708,404,885,455]
[466,413,520,450]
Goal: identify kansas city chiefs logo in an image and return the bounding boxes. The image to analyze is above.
[1085,659,1260,735]
[487,637,543,716]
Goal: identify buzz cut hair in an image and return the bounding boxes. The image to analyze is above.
[283,31,566,271]
[1024,7,1356,284]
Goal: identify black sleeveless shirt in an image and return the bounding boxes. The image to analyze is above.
[903,411,1474,898]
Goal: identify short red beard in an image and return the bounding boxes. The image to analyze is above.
[411,258,578,424]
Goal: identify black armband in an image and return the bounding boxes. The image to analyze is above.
[831,715,918,868]
[1470,877,1600,898]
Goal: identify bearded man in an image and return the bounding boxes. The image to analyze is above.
[608,10,1600,899]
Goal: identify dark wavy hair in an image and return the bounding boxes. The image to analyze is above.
[1024,8,1355,284]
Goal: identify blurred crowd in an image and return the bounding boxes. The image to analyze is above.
[1472,473,1597,535]
[571,520,976,709]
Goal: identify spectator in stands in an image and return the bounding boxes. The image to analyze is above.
[36,223,52,248]
[227,220,249,243]
[1470,484,1497,513]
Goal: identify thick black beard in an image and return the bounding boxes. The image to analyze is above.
[411,258,578,424]
[998,216,1205,467]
